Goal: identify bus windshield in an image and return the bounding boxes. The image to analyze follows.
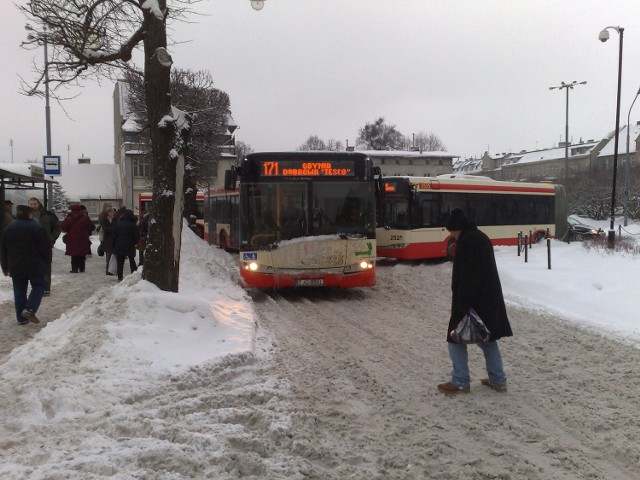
[241,181,375,248]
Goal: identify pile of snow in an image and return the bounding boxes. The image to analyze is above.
[0,228,258,477]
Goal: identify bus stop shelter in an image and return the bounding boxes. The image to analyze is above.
[0,163,56,231]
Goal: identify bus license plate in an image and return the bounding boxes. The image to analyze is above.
[295,279,324,287]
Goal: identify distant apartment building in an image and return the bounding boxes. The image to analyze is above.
[454,124,640,181]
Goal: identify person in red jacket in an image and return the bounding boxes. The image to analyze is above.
[61,205,94,273]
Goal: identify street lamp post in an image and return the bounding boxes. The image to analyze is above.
[44,32,54,209]
[624,85,640,226]
[549,81,587,185]
[599,26,624,248]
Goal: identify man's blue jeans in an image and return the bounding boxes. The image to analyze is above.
[12,275,45,322]
[448,341,507,389]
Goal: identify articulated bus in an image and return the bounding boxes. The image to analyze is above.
[376,175,567,260]
[230,152,379,289]
[203,187,240,249]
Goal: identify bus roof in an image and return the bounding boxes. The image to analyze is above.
[245,151,370,161]
[382,175,557,194]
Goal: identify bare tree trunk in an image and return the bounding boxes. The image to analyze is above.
[140,1,182,292]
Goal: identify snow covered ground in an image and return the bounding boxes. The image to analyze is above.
[1,219,639,478]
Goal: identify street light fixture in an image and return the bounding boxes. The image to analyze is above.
[549,81,587,185]
[250,0,265,10]
[599,25,624,248]
[624,85,640,226]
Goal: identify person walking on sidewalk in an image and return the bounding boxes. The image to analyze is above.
[437,208,513,395]
[99,207,118,276]
[3,199,14,230]
[137,210,150,266]
[0,205,50,325]
[61,205,94,274]
[28,197,61,296]
[112,209,139,281]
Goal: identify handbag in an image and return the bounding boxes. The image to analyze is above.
[62,234,67,244]
[136,238,146,251]
[97,243,105,257]
[450,308,491,344]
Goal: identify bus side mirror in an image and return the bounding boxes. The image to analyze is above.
[224,169,238,190]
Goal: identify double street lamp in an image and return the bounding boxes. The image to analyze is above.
[549,81,587,185]
[599,25,624,248]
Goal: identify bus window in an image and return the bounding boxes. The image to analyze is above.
[279,186,307,240]
[312,183,374,236]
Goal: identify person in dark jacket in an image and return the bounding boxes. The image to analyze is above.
[61,205,94,273]
[3,199,14,229]
[112,209,139,281]
[28,197,61,295]
[137,210,150,266]
[437,208,513,395]
[99,207,118,276]
[0,205,50,325]
[188,215,203,239]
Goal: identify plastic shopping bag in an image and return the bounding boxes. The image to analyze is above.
[450,308,491,344]
[107,255,118,276]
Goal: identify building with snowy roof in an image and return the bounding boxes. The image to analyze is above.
[54,160,121,222]
[454,137,610,182]
[347,148,459,177]
[597,122,640,170]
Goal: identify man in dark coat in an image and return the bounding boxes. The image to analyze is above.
[28,197,61,295]
[0,205,50,325]
[112,209,139,281]
[437,208,512,395]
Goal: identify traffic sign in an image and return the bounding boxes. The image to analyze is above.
[43,155,61,175]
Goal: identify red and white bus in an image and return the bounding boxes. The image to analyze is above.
[376,175,567,260]
[203,187,240,249]
[138,191,206,234]
[230,152,379,289]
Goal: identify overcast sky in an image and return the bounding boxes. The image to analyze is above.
[2,0,640,165]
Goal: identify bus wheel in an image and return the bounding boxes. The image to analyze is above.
[446,238,457,261]
[219,231,228,251]
[534,231,546,243]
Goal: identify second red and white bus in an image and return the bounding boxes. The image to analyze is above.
[376,175,567,260]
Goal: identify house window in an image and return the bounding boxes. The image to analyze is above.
[83,200,100,221]
[133,157,150,177]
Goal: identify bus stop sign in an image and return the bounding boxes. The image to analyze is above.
[43,155,61,176]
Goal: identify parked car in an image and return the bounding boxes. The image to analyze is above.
[567,216,604,241]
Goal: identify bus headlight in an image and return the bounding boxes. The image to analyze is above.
[345,261,374,272]
[249,262,258,271]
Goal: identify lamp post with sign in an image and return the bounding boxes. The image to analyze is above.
[43,32,55,209]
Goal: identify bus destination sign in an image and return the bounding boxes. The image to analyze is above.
[261,160,354,177]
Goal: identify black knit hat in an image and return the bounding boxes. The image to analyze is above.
[445,208,469,231]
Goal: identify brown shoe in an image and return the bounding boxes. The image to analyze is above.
[480,378,507,392]
[437,382,470,394]
[21,309,40,324]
